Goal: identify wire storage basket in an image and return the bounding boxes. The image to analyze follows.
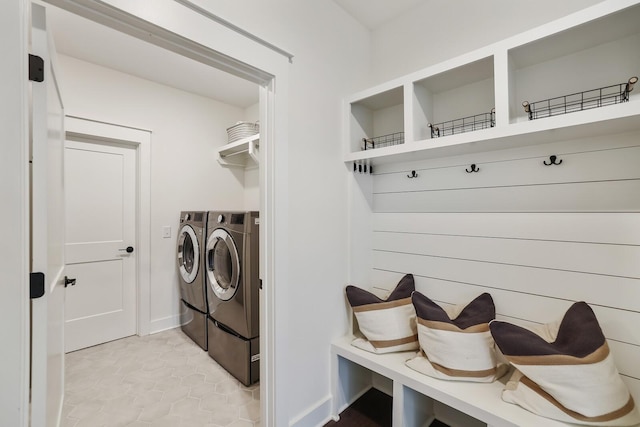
[428,108,495,138]
[522,76,638,120]
[226,121,259,143]
[362,131,405,150]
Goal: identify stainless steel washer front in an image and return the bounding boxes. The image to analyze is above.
[178,223,200,284]
[177,211,208,350]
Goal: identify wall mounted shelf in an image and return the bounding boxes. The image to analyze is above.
[345,101,640,165]
[343,0,640,167]
[217,134,259,168]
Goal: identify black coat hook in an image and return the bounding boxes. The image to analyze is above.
[543,155,563,166]
[407,170,418,178]
[465,164,480,173]
[353,161,373,174]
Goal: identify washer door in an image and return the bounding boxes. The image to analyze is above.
[178,224,200,284]
[206,228,240,301]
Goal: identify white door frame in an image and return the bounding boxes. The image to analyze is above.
[1,2,31,425]
[65,115,152,337]
[6,0,290,425]
[30,4,66,424]
[42,4,291,425]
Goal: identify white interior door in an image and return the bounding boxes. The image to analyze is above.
[64,138,137,352]
[30,3,66,426]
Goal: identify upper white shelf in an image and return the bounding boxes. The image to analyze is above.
[344,0,640,165]
[346,101,640,165]
[217,133,259,168]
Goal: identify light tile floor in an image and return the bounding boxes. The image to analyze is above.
[61,328,260,427]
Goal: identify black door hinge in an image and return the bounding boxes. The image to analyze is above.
[259,279,263,290]
[30,272,45,299]
[29,54,44,82]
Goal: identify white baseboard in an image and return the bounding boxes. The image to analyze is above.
[289,394,334,427]
[337,385,371,415]
[149,314,182,334]
[55,393,64,427]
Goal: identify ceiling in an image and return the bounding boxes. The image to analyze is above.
[46,2,419,107]
[46,5,259,108]
[332,0,426,30]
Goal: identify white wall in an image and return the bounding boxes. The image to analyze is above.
[368,0,604,84]
[243,102,260,211]
[185,1,371,424]
[57,54,251,332]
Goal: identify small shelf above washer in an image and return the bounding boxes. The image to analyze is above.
[217,134,259,168]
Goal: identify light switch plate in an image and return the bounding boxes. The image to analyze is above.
[162,226,171,238]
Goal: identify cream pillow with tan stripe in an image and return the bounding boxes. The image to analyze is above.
[406,292,508,382]
[346,274,418,354]
[490,302,640,426]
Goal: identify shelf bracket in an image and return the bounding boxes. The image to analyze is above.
[248,139,259,164]
[217,134,259,168]
[217,158,247,167]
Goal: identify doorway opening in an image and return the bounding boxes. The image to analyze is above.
[41,2,277,426]
[63,117,152,351]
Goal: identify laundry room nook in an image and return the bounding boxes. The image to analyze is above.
[55,53,262,333]
[37,2,265,424]
[5,1,640,427]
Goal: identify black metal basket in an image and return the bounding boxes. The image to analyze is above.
[362,131,405,150]
[428,108,495,138]
[522,77,638,120]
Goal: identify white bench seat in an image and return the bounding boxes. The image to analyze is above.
[332,335,577,427]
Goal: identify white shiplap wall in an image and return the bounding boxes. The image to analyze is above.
[357,129,640,403]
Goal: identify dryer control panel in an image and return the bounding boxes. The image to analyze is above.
[216,213,245,225]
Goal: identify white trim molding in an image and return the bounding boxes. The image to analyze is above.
[0,0,31,424]
[173,0,294,62]
[288,394,334,427]
[40,2,291,424]
[43,0,275,85]
[64,115,152,337]
[150,314,183,335]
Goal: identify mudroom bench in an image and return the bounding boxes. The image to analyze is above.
[333,2,640,425]
[331,335,573,427]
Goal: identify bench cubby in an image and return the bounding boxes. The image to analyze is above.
[332,336,583,427]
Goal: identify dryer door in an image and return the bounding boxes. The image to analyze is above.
[178,224,200,284]
[206,228,240,301]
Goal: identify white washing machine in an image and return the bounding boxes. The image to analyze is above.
[205,211,259,385]
[177,211,208,350]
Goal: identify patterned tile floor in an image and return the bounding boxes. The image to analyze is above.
[61,328,260,427]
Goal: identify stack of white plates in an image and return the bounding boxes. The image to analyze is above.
[227,122,259,143]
